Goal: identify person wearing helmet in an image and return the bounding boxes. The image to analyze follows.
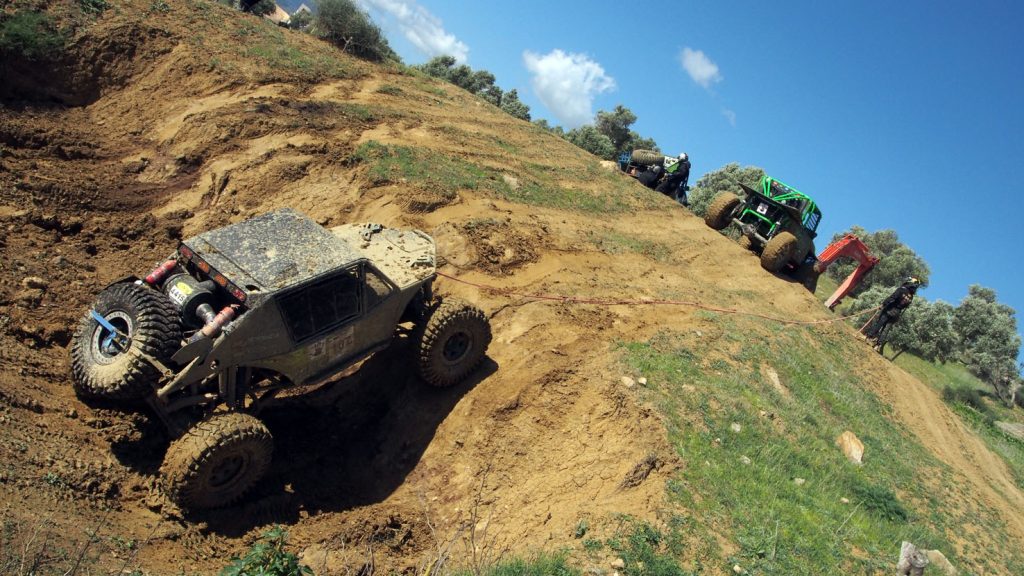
[656,152,691,205]
[861,277,920,352]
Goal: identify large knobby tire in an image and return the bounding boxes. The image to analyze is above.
[630,149,664,167]
[416,298,491,387]
[70,282,181,401]
[704,193,741,230]
[161,412,273,510]
[760,232,798,273]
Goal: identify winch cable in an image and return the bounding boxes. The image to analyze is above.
[435,271,880,327]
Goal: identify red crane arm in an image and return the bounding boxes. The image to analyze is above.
[814,234,880,310]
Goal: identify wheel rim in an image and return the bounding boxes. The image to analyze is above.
[209,454,248,490]
[442,330,472,365]
[91,311,133,364]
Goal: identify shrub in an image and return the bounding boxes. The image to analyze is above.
[78,0,110,14]
[942,385,997,425]
[849,481,909,522]
[0,11,65,61]
[241,0,277,15]
[220,526,312,576]
[314,0,396,62]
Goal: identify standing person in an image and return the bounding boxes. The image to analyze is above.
[656,152,691,204]
[862,277,920,352]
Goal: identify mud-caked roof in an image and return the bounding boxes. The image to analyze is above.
[182,208,360,294]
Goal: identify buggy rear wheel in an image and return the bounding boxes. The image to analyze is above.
[761,232,798,273]
[704,193,741,231]
[417,298,491,387]
[161,412,273,510]
[70,282,181,401]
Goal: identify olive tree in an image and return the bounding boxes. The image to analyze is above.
[564,125,614,159]
[594,105,660,157]
[499,89,530,121]
[825,227,930,296]
[315,0,396,62]
[953,285,1022,404]
[687,163,765,218]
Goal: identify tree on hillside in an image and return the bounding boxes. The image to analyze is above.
[825,227,930,296]
[629,134,659,154]
[532,118,565,136]
[911,300,957,363]
[499,89,530,121]
[416,56,498,95]
[315,0,396,62]
[415,56,531,120]
[952,285,1022,404]
[595,106,635,155]
[289,9,313,30]
[565,125,615,159]
[594,105,660,157]
[687,163,765,218]
[240,0,276,15]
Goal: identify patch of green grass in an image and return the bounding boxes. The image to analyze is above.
[0,11,65,61]
[616,317,1021,574]
[375,84,403,96]
[77,0,109,14]
[215,15,351,81]
[588,230,671,262]
[503,163,653,213]
[351,141,490,194]
[147,0,171,14]
[605,520,691,576]
[450,551,579,576]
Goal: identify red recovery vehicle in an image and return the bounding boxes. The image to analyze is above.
[813,234,879,309]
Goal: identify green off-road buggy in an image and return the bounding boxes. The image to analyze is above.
[70,208,491,510]
[704,176,822,286]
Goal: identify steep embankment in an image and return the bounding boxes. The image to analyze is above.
[1,2,1022,574]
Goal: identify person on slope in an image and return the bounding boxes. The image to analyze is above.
[861,277,920,353]
[655,152,691,205]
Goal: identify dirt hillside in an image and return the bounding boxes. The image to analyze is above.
[1,2,1021,574]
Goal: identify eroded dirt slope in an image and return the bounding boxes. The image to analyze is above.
[1,2,1022,574]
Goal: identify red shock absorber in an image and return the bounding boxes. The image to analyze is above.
[188,305,239,343]
[144,259,178,286]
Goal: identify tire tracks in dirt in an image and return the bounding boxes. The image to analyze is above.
[875,361,1024,540]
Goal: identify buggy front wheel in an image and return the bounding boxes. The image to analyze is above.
[760,232,797,273]
[704,194,741,231]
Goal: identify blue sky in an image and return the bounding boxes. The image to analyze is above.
[351,0,1024,360]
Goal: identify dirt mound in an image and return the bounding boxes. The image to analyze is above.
[1,2,1022,574]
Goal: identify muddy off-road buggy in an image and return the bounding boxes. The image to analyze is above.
[704,175,822,284]
[70,209,491,510]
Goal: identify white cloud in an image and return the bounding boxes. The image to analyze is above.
[722,108,737,126]
[523,49,616,128]
[361,0,469,63]
[680,47,722,89]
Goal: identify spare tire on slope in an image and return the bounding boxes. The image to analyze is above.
[630,149,664,167]
[70,282,181,401]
